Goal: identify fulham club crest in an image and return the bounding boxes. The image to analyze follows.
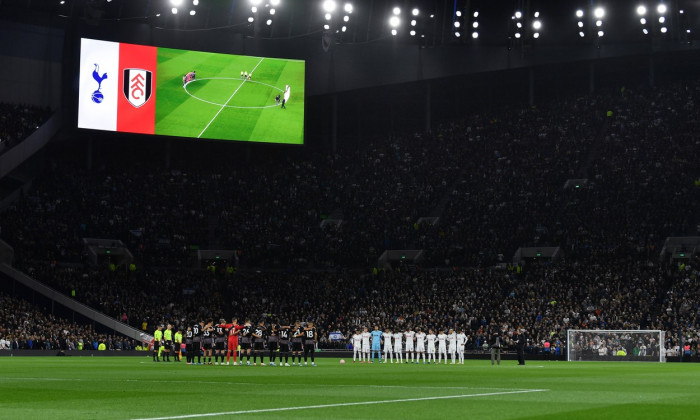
[123,68,152,108]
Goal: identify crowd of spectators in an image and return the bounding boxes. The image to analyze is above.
[0,292,140,351]
[0,78,698,356]
[0,102,51,154]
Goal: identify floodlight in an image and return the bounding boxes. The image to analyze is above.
[534,11,540,18]
[393,7,401,15]
[454,21,461,28]
[473,11,479,18]
[325,13,331,20]
[171,0,183,6]
[472,22,478,28]
[270,8,275,15]
[533,20,541,30]
[687,29,691,33]
[410,19,416,26]
[515,32,521,38]
[342,25,347,32]
[533,32,540,38]
[456,11,462,17]
[248,16,254,22]
[455,31,461,37]
[391,29,398,36]
[266,19,272,25]
[579,31,585,37]
[271,0,280,5]
[597,30,604,37]
[578,21,584,28]
[344,3,353,13]
[190,10,196,15]
[658,16,665,23]
[172,7,178,14]
[515,11,522,19]
[472,31,479,38]
[596,20,602,27]
[637,5,647,16]
[657,4,666,14]
[410,30,416,36]
[680,9,684,14]
[594,7,604,19]
[344,15,349,22]
[389,15,400,27]
[576,10,584,18]
[640,18,646,24]
[322,0,336,13]
[516,22,522,29]
[643,28,649,34]
[193,0,199,5]
[251,6,257,13]
[251,0,261,5]
[660,26,667,33]
[412,8,419,16]
[323,24,329,29]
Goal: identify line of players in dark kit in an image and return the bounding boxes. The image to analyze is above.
[173,319,318,367]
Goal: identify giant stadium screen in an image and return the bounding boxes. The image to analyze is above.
[77,38,305,145]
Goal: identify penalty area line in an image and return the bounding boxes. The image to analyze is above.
[131,389,548,420]
[196,57,265,138]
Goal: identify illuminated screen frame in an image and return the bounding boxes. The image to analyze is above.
[77,38,305,145]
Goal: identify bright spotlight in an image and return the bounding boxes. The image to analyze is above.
[579,31,585,37]
[576,9,584,18]
[637,5,647,16]
[251,6,257,13]
[393,6,401,15]
[534,11,540,18]
[171,0,183,6]
[323,24,329,29]
[594,7,605,19]
[190,10,196,15]
[344,15,349,22]
[516,22,522,29]
[250,0,261,4]
[597,30,604,37]
[473,21,478,28]
[456,10,462,17]
[389,15,400,27]
[515,32,521,38]
[412,8,419,16]
[391,29,398,36]
[640,18,646,24]
[533,32,540,38]
[270,8,275,15]
[659,16,665,23]
[515,11,522,19]
[171,7,178,14]
[660,26,667,33]
[410,30,416,36]
[266,19,272,25]
[657,4,667,14]
[270,0,280,5]
[410,19,416,26]
[248,16,254,22]
[472,31,479,38]
[643,28,649,34]
[687,29,691,33]
[473,11,479,18]
[454,21,461,28]
[596,20,602,27]
[455,31,461,37]
[193,0,199,5]
[533,20,541,30]
[680,10,685,14]
[325,13,331,20]
[322,0,336,13]
[344,3,353,13]
[578,21,584,28]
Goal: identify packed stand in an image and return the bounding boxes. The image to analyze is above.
[0,102,51,153]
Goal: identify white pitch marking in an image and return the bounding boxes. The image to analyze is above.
[131,389,548,420]
[184,78,284,109]
[197,57,265,138]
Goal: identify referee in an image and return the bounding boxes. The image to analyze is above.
[153,325,163,362]
[163,324,173,362]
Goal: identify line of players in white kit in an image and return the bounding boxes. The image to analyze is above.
[350,326,468,364]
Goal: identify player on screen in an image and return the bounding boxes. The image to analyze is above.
[281,84,290,109]
[437,330,447,364]
[426,329,437,364]
[370,325,383,363]
[415,328,426,364]
[393,330,403,364]
[351,329,362,363]
[183,71,196,86]
[382,327,393,363]
[361,327,371,363]
[456,328,467,364]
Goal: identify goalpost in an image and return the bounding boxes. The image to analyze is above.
[566,329,666,362]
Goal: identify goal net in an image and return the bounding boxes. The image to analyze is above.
[566,329,666,362]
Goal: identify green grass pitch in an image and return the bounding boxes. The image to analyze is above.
[2,357,699,419]
[155,48,305,144]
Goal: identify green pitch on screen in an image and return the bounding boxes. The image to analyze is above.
[2,357,700,420]
[155,47,305,144]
